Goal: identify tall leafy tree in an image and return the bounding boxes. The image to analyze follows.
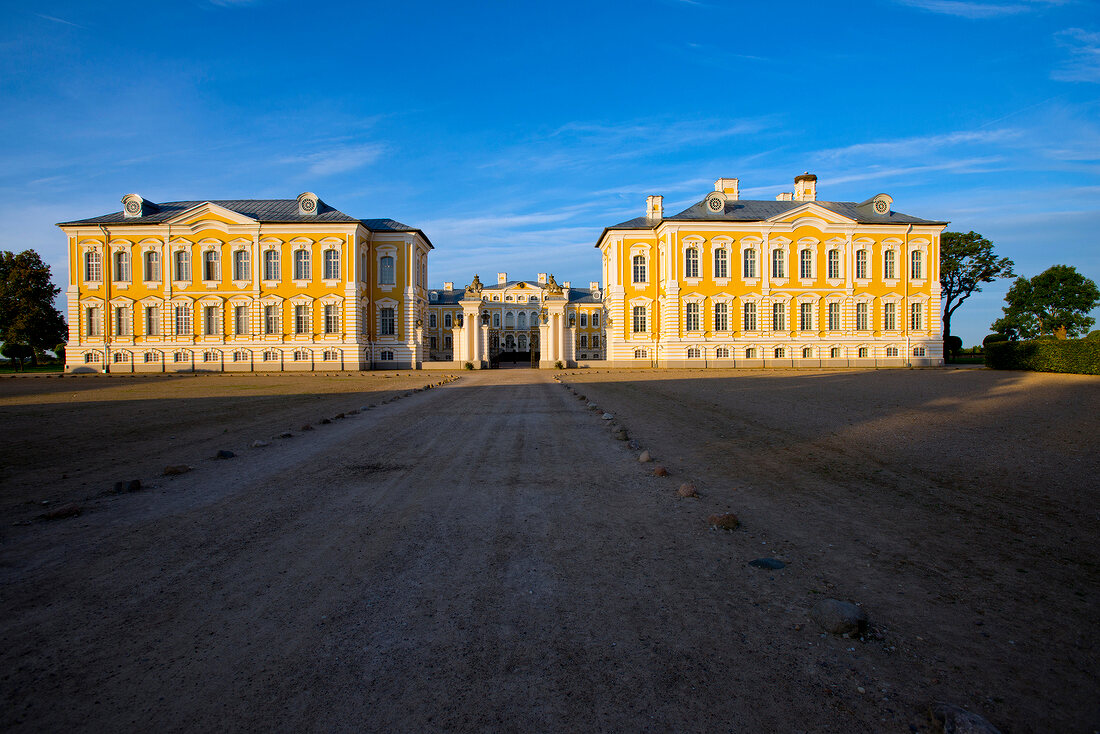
[991,265,1100,339]
[940,231,1014,343]
[0,250,67,367]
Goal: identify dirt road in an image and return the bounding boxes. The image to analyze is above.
[1,369,1096,732]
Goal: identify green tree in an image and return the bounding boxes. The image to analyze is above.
[0,342,34,371]
[0,251,67,366]
[991,265,1100,339]
[940,231,1014,343]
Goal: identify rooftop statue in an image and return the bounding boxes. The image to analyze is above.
[464,274,483,295]
[545,274,563,295]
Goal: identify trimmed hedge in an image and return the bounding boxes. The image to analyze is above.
[984,339,1100,375]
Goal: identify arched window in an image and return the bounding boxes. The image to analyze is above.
[505,311,515,329]
[886,346,899,357]
[858,347,869,358]
[883,249,896,279]
[143,251,160,281]
[714,302,729,331]
[324,249,339,280]
[530,311,538,327]
[743,248,757,278]
[505,334,515,350]
[827,250,840,279]
[771,249,785,278]
[774,347,785,358]
[684,248,699,278]
[634,348,648,359]
[830,347,841,358]
[855,250,868,279]
[380,255,395,285]
[745,348,756,359]
[517,311,527,329]
[84,251,102,282]
[444,313,452,328]
[685,302,700,331]
[173,251,190,281]
[716,347,729,358]
[233,250,250,281]
[687,347,701,358]
[263,250,279,280]
[518,334,528,350]
[429,313,437,328]
[800,249,812,279]
[632,305,646,333]
[802,346,813,358]
[714,248,728,279]
[911,250,923,279]
[203,250,219,281]
[293,250,310,280]
[856,302,869,330]
[493,312,500,328]
[113,251,130,282]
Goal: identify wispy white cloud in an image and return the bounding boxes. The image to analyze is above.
[895,0,1066,19]
[34,13,86,29]
[1052,28,1100,83]
[815,129,1022,161]
[281,143,385,177]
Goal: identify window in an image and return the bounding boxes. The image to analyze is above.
[855,250,868,279]
[716,347,729,358]
[910,302,922,330]
[633,348,648,359]
[114,306,130,336]
[774,347,785,358]
[144,251,160,281]
[884,302,897,331]
[492,312,500,328]
[858,347,869,358]
[911,250,923,279]
[743,302,757,331]
[233,250,250,281]
[380,307,395,336]
[685,302,700,331]
[263,250,279,281]
[444,313,452,329]
[579,313,587,328]
[827,250,840,279]
[517,311,527,329]
[444,336,452,349]
[263,350,277,362]
[714,248,728,279]
[592,312,599,327]
[203,351,217,363]
[113,251,131,282]
[429,313,437,328]
[173,351,188,363]
[294,304,309,334]
[687,347,701,358]
[592,335,600,348]
[324,304,339,334]
[743,248,757,278]
[203,250,219,281]
[772,249,785,279]
[323,349,339,361]
[745,348,756,359]
[505,312,515,329]
[294,350,309,362]
[234,305,248,335]
[772,302,786,331]
[800,249,812,279]
[174,304,191,335]
[145,305,159,336]
[324,249,339,280]
[233,350,248,362]
[361,252,368,282]
[856,302,868,331]
[203,305,218,336]
[830,347,840,358]
[380,255,395,285]
[685,248,699,278]
[430,336,438,349]
[174,251,191,281]
[632,305,646,333]
[714,302,729,332]
[828,302,840,331]
[886,346,899,357]
[884,249,896,280]
[293,250,310,280]
[802,347,813,358]
[84,352,97,363]
[380,350,394,361]
[112,352,128,363]
[579,334,588,348]
[800,302,812,331]
[84,251,102,282]
[144,352,157,363]
[913,346,926,357]
[264,305,278,335]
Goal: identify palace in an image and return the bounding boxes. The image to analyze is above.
[597,175,946,367]
[59,174,946,371]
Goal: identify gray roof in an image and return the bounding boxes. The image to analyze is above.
[599,197,948,244]
[57,199,433,247]
[427,282,602,306]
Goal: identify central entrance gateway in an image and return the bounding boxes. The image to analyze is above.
[489,329,539,368]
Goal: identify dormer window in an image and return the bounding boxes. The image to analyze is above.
[122,193,146,218]
[297,192,320,216]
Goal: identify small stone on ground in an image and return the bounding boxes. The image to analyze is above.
[929,702,1003,734]
[708,512,740,530]
[749,558,786,570]
[163,464,192,475]
[810,598,868,636]
[638,450,652,463]
[215,450,236,459]
[113,479,142,493]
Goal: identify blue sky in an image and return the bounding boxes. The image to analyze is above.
[1,0,1097,345]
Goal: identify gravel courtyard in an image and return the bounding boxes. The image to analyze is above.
[1,368,1096,732]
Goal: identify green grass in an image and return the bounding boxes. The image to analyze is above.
[0,363,64,374]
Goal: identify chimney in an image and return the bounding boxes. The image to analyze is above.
[776,192,793,201]
[714,178,740,200]
[589,281,599,292]
[646,195,663,220]
[563,281,571,290]
[793,172,817,201]
[443,281,453,291]
[537,273,547,284]
[497,272,507,284]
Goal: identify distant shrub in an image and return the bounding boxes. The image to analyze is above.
[1086,330,1100,341]
[463,361,474,370]
[554,360,564,369]
[985,339,1100,375]
[983,333,1008,347]
[944,335,963,357]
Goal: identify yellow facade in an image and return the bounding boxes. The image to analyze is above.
[59,193,432,372]
[597,175,947,367]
